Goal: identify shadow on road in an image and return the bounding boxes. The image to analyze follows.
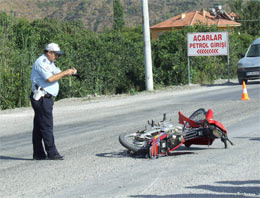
[216,180,260,185]
[96,150,150,159]
[96,151,130,158]
[96,148,197,159]
[186,180,260,196]
[234,136,260,142]
[250,137,260,141]
[167,151,195,156]
[129,193,258,198]
[130,179,260,198]
[0,155,33,161]
[96,145,225,159]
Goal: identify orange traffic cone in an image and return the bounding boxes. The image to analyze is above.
[241,81,250,100]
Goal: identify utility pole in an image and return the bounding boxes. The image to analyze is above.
[142,0,154,91]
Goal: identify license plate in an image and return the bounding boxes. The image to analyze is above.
[246,71,260,76]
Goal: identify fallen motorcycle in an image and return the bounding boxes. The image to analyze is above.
[119,108,233,158]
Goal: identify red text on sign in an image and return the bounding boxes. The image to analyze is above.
[197,49,219,54]
[193,34,222,42]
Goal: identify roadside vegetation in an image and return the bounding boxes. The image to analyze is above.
[0,0,259,110]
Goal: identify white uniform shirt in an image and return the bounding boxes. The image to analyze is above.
[31,54,61,97]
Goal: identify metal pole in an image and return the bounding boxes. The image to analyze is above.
[228,54,230,83]
[142,0,153,91]
[188,56,191,85]
[226,32,230,83]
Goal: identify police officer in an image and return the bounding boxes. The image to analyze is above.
[30,43,77,160]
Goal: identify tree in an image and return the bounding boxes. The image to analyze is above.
[113,0,125,31]
[229,0,260,36]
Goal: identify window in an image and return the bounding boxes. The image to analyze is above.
[247,44,260,57]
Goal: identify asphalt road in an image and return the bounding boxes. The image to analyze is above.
[1,80,260,198]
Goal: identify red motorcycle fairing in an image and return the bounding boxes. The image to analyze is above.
[206,109,227,133]
[206,109,213,120]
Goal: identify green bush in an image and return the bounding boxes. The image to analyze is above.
[0,12,257,110]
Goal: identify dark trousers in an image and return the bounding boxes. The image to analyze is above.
[30,94,59,157]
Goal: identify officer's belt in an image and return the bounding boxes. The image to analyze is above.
[31,91,53,99]
[43,93,53,98]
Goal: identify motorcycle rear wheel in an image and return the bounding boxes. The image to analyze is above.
[183,108,206,131]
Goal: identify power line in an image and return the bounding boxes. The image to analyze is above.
[237,19,260,22]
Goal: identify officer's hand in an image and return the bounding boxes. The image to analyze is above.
[71,67,77,75]
[65,68,77,76]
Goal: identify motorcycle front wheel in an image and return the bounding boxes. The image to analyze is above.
[119,132,148,153]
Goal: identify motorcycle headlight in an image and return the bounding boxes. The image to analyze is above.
[212,128,223,138]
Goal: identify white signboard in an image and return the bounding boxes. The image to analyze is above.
[187,32,229,56]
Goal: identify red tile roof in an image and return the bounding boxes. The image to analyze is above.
[151,10,241,29]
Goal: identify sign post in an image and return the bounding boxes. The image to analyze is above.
[187,32,229,84]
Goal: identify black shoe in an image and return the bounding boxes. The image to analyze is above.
[48,155,64,160]
[33,155,47,160]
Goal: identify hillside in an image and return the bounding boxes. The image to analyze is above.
[0,0,232,32]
